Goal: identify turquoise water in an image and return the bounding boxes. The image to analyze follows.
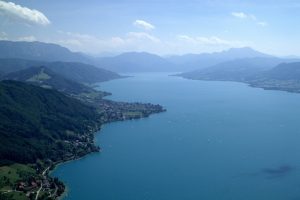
[53,73,300,200]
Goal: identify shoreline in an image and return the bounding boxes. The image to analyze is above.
[48,124,103,200]
[178,76,300,95]
[50,110,165,199]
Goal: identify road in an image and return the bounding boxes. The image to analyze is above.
[35,167,50,200]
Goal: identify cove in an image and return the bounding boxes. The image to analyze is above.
[52,73,300,200]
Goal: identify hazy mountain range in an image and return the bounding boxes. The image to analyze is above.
[179,57,299,82]
[0,41,90,63]
[95,52,176,72]
[2,66,98,95]
[0,58,121,84]
[166,47,273,71]
[0,40,291,74]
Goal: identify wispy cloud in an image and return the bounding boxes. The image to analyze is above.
[55,31,161,54]
[257,21,268,27]
[127,32,160,43]
[177,35,236,46]
[17,35,37,42]
[133,20,155,31]
[231,12,247,19]
[231,12,256,20]
[0,1,50,25]
[0,31,37,41]
[52,30,252,55]
[231,11,267,27]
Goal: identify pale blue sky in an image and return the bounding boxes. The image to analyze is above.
[0,0,300,56]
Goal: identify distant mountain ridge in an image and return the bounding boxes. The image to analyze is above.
[167,47,273,71]
[0,58,121,84]
[245,62,300,93]
[95,47,272,73]
[0,41,278,73]
[262,62,300,80]
[0,41,177,73]
[96,52,178,72]
[3,40,294,76]
[0,41,91,63]
[179,57,288,81]
[2,66,99,95]
[179,56,300,93]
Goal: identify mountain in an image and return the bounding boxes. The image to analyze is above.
[0,58,121,84]
[47,61,121,83]
[0,41,176,73]
[167,47,273,72]
[179,58,300,93]
[2,66,103,96]
[179,57,293,82]
[0,58,42,74]
[0,41,91,63]
[0,80,102,164]
[96,52,178,72]
[262,62,300,80]
[248,62,300,93]
[0,41,275,73]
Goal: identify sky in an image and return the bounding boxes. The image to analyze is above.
[0,0,300,56]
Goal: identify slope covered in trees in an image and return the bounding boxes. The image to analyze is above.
[0,80,102,165]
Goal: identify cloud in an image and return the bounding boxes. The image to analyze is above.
[231,12,256,20]
[257,21,268,27]
[177,35,235,46]
[231,11,268,27]
[0,1,50,25]
[52,30,251,55]
[166,34,252,55]
[49,26,256,55]
[127,32,160,43]
[55,31,161,54]
[133,20,155,30]
[0,32,37,41]
[17,35,37,42]
[231,12,248,19]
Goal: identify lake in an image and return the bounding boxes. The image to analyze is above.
[53,73,300,200]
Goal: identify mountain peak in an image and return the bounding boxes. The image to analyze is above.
[225,47,255,53]
[117,51,159,57]
[218,47,272,58]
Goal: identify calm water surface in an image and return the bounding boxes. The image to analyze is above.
[53,73,300,200]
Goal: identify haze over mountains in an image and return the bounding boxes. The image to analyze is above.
[166,47,273,71]
[0,41,91,63]
[262,62,300,80]
[0,58,121,84]
[179,57,297,82]
[95,48,273,72]
[95,52,176,72]
[246,62,300,93]
[1,66,99,96]
[1,40,294,74]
